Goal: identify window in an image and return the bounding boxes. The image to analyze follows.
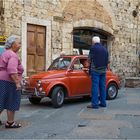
[73,28,108,54]
[72,58,89,70]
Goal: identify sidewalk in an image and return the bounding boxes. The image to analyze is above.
[71,88,140,139]
[0,88,140,139]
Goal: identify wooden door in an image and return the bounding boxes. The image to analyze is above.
[27,24,46,76]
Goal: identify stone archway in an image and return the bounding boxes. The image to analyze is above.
[61,0,115,55]
[62,0,115,30]
[73,27,112,55]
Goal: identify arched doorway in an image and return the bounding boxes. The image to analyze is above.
[73,27,111,55]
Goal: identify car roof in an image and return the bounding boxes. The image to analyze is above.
[62,55,88,59]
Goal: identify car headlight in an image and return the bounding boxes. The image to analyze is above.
[39,87,43,92]
[22,76,29,86]
[37,80,42,87]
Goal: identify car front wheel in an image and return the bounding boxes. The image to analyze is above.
[29,97,42,104]
[106,83,118,100]
[51,86,65,108]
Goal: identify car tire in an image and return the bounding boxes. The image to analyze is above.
[51,86,65,108]
[29,97,41,104]
[106,83,118,100]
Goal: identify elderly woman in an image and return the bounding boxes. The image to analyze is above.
[0,35,24,128]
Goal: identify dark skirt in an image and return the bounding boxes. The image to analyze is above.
[0,80,21,111]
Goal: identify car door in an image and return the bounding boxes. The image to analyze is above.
[67,58,91,96]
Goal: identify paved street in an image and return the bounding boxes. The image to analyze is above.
[0,88,140,139]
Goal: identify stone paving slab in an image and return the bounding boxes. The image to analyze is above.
[69,125,120,139]
[0,88,140,139]
[120,127,140,139]
[69,120,132,139]
[127,98,140,104]
[109,110,140,116]
[79,113,114,120]
[74,88,140,139]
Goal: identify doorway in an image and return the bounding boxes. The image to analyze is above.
[27,24,46,76]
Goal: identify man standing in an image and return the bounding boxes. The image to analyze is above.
[87,36,108,109]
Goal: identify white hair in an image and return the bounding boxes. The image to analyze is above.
[92,36,100,43]
[5,35,20,49]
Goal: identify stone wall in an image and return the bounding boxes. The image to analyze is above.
[125,77,140,87]
[0,0,5,35]
[2,0,65,60]
[108,0,140,79]
[0,0,140,80]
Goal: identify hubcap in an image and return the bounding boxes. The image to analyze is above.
[57,90,64,105]
[108,86,117,98]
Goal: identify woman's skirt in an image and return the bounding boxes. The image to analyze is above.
[0,80,21,111]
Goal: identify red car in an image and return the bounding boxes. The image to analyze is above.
[22,55,120,108]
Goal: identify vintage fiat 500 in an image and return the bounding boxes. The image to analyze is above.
[22,55,120,108]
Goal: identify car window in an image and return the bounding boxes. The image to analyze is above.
[48,57,71,70]
[71,58,89,70]
[80,59,89,68]
[72,59,82,70]
[58,58,70,69]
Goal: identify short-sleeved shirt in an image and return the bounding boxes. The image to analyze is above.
[0,49,24,82]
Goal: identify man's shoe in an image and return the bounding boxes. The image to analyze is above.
[87,105,98,109]
[99,104,106,107]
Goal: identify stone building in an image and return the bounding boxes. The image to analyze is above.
[0,0,140,85]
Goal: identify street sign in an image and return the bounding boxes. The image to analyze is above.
[0,35,6,46]
[0,35,6,43]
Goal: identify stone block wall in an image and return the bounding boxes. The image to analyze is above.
[125,77,140,87]
[0,0,140,80]
[108,0,140,79]
[0,0,5,35]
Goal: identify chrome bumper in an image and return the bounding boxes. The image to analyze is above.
[22,88,46,97]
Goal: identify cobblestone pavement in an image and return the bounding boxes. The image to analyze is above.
[0,88,140,139]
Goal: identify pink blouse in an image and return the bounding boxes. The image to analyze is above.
[0,50,24,82]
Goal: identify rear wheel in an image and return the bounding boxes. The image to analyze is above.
[106,83,118,100]
[51,86,65,108]
[29,97,41,104]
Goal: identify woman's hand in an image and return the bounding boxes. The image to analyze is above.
[10,74,22,90]
[16,83,22,90]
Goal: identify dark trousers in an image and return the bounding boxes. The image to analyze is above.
[91,71,106,107]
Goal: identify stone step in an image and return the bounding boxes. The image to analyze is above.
[125,77,140,88]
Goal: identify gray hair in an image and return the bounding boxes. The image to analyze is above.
[92,36,100,43]
[5,35,20,49]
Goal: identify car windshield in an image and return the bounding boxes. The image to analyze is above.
[48,57,71,70]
